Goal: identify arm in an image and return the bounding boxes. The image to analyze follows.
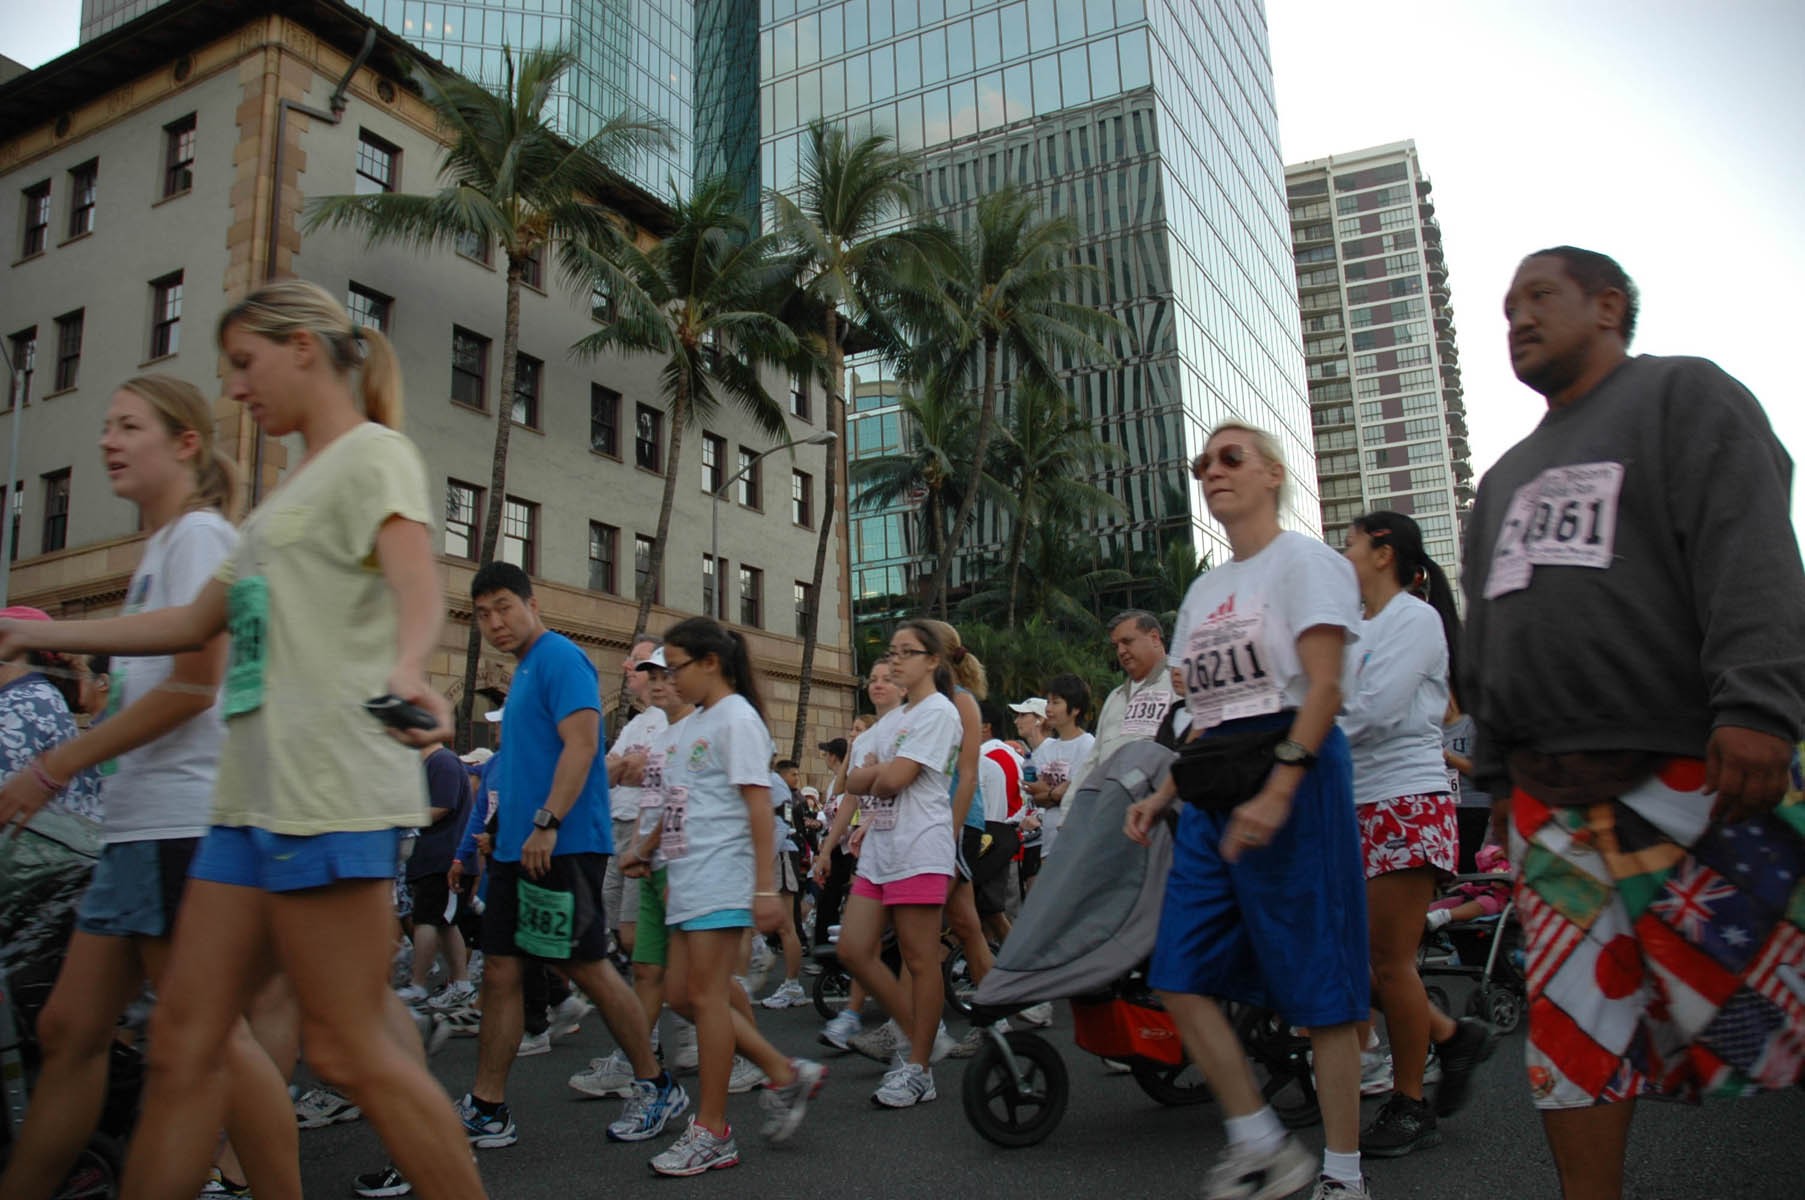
[1339,608,1443,745]
[1221,624,1346,863]
[607,749,647,786]
[949,691,981,827]
[519,707,600,878]
[743,783,782,931]
[865,756,925,798]
[0,581,226,660]
[375,516,453,745]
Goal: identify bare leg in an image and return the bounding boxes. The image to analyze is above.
[775,897,802,984]
[1308,1023,1362,1154]
[890,905,945,1069]
[945,881,993,984]
[411,924,442,990]
[1367,868,1455,1100]
[215,975,301,1188]
[631,962,665,1034]
[471,954,523,1104]
[724,971,796,1084]
[836,895,912,1032]
[616,918,636,959]
[1544,1102,1634,1200]
[665,931,731,1132]
[1156,991,1264,1116]
[564,957,658,1078]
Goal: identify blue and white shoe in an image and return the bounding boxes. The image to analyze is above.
[607,1076,689,1142]
[455,1093,518,1149]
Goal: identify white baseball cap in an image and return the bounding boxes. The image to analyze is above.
[484,706,505,723]
[459,747,494,765]
[635,646,668,670]
[1008,698,1048,717]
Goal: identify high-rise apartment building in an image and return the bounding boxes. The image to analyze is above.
[1284,140,1473,576]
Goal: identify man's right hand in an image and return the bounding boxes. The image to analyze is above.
[448,859,464,890]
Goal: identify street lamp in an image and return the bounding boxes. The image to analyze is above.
[709,429,838,620]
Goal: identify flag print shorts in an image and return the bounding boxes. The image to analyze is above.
[1511,753,1805,1110]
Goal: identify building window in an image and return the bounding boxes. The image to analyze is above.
[738,565,762,628]
[347,283,391,333]
[444,480,483,559]
[163,114,196,197]
[590,279,617,322]
[355,130,399,194]
[149,272,183,358]
[7,328,34,408]
[41,469,70,554]
[735,448,761,509]
[456,229,490,264]
[66,160,97,238]
[701,433,725,494]
[794,581,813,639]
[588,522,618,593]
[20,181,50,257]
[635,405,663,471]
[520,244,544,289]
[590,385,620,456]
[511,353,541,428]
[634,534,659,603]
[791,470,812,527]
[451,326,488,409]
[7,484,20,562]
[789,371,810,421]
[53,311,82,392]
[702,554,725,619]
[500,496,537,574]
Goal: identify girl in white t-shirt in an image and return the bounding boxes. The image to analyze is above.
[840,620,963,1109]
[651,618,825,1176]
[0,376,301,1200]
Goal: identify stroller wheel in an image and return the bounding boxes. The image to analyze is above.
[812,964,853,1020]
[1129,1058,1213,1107]
[942,945,978,1018]
[962,1030,1070,1148]
[1468,985,1523,1035]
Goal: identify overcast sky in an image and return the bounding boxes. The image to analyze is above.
[5,0,1800,525]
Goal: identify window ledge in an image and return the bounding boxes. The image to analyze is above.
[57,231,93,249]
[138,354,178,368]
[636,465,665,479]
[42,387,76,402]
[450,399,489,416]
[511,422,544,437]
[11,250,46,267]
[589,448,622,463]
[153,188,192,208]
[456,251,495,270]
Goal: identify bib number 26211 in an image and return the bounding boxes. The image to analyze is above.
[1182,611,1279,730]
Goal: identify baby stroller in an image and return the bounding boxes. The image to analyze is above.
[1418,842,1527,1034]
[960,742,1317,1147]
[0,808,141,1198]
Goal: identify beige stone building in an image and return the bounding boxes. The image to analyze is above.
[0,0,855,753]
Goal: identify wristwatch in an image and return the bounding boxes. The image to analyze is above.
[532,808,562,831]
[1272,740,1318,769]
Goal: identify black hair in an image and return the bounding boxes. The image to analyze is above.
[775,758,799,772]
[1350,510,1461,689]
[1107,609,1163,639]
[27,650,82,712]
[979,701,1011,739]
[86,654,111,677]
[894,619,957,698]
[1527,245,1640,346]
[663,616,767,718]
[471,560,533,602]
[1045,672,1093,726]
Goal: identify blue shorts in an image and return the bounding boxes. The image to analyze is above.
[189,825,402,894]
[1148,719,1370,1027]
[675,908,753,933]
[76,837,201,939]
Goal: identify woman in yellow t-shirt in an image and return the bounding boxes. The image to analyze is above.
[0,280,483,1200]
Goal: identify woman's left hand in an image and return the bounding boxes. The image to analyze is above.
[753,893,784,933]
[1221,785,1293,862]
[383,667,454,746]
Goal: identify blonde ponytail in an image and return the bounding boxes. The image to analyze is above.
[357,325,404,429]
[218,279,404,431]
[921,618,988,700]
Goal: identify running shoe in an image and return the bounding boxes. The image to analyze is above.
[548,995,591,1041]
[760,979,807,1009]
[395,984,430,1005]
[427,980,477,1011]
[849,1019,903,1063]
[1016,1002,1055,1028]
[1360,1092,1441,1158]
[439,1006,483,1038]
[728,1055,767,1094]
[1309,1177,1373,1200]
[1360,1049,1395,1097]
[1102,1058,1133,1075]
[1431,1018,1495,1117]
[570,1049,635,1099]
[517,1030,551,1058]
[871,1062,936,1108]
[648,1118,739,1177]
[670,1020,699,1072]
[350,1164,411,1198]
[759,1058,827,1143]
[1423,1051,1443,1085]
[197,1169,252,1197]
[413,1011,453,1057]
[608,1076,689,1142]
[455,1094,518,1149]
[929,1021,958,1064]
[293,1086,361,1129]
[802,961,823,976]
[1201,1134,1315,1200]
[946,1019,1009,1060]
[748,937,776,991]
[818,1009,861,1052]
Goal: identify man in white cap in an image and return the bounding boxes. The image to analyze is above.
[1063,611,1176,813]
[603,634,664,961]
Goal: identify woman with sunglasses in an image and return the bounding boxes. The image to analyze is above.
[1124,422,1370,1200]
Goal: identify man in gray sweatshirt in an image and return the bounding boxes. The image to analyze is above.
[1462,247,1805,1200]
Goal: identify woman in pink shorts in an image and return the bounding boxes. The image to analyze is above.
[838,620,964,1110]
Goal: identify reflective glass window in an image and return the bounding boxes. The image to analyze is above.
[949,79,977,137]
[776,77,797,129]
[895,37,920,92]
[774,20,795,74]
[1060,45,1090,105]
[1028,0,1058,52]
[847,52,870,106]
[922,0,944,21]
[869,0,890,41]
[871,44,894,100]
[1117,0,1145,20]
[978,71,1005,129]
[845,0,866,47]
[1056,0,1083,40]
[924,86,950,142]
[896,94,924,148]
[1089,36,1119,97]
[973,9,1001,69]
[948,19,974,76]
[822,60,845,112]
[921,27,947,83]
[999,2,1028,58]
[1004,61,1032,122]
[821,4,843,56]
[1119,28,1150,89]
[1031,53,1060,113]
[1085,0,1113,35]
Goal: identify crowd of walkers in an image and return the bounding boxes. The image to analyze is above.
[0,244,1801,1200]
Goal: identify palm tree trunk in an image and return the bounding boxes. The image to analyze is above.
[456,264,524,749]
[791,310,841,762]
[924,333,999,615]
[619,372,689,722]
[1003,477,1033,626]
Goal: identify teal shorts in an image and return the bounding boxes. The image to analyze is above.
[675,907,753,933]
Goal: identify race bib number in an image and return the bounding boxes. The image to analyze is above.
[1484,462,1624,599]
[660,784,689,860]
[863,795,899,831]
[1120,686,1173,739]
[639,754,666,808]
[1446,767,1462,803]
[1182,611,1279,730]
[515,879,575,959]
[222,576,271,719]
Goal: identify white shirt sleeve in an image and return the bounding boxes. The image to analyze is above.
[896,697,960,773]
[1341,600,1448,746]
[718,703,775,789]
[977,752,1007,822]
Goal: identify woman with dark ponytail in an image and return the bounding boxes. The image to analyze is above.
[1340,511,1493,1160]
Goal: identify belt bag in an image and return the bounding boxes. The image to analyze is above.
[1171,727,1288,812]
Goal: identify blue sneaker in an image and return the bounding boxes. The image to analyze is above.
[455,1093,518,1149]
[607,1076,689,1142]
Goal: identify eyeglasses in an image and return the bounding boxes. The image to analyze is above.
[1192,444,1254,476]
[889,647,930,659]
[663,656,696,674]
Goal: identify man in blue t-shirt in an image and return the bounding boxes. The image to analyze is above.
[456,563,685,1149]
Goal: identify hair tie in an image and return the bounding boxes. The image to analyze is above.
[951,645,966,663]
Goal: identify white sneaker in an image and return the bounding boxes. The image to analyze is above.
[759,1058,827,1143]
[946,1019,1009,1059]
[1202,1134,1316,1200]
[548,995,591,1041]
[1017,1002,1054,1028]
[648,1117,738,1176]
[1309,1176,1374,1200]
[671,1019,699,1072]
[294,1086,361,1129]
[850,1019,903,1063]
[747,938,777,992]
[871,1062,936,1108]
[930,1022,957,1064]
[760,979,807,1009]
[818,1009,861,1051]
[727,1054,767,1093]
[517,1030,551,1057]
[428,980,476,1011]
[1361,1049,1395,1097]
[1423,1051,1443,1085]
[395,984,429,1005]
[569,1048,635,1098]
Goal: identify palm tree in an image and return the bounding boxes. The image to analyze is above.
[567,175,798,704]
[306,45,668,741]
[915,187,1122,615]
[771,119,948,762]
[958,520,1131,636]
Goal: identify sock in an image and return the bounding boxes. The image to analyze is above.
[840,1007,858,1019]
[639,1068,672,1088]
[1223,1106,1285,1155]
[471,1095,505,1117]
[1426,907,1454,931]
[1322,1149,1362,1186]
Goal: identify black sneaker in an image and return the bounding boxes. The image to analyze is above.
[1431,1018,1497,1117]
[1360,1092,1441,1158]
[351,1164,411,1198]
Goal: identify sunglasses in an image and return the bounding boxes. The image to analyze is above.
[1192,444,1255,477]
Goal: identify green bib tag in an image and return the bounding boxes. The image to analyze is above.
[96,666,125,777]
[223,576,271,719]
[515,880,575,959]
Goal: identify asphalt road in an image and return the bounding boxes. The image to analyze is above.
[295,978,1805,1200]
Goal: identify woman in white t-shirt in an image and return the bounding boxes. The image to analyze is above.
[1124,423,1371,1200]
[1340,511,1494,1155]
[0,376,301,1200]
[650,618,825,1176]
[840,620,963,1109]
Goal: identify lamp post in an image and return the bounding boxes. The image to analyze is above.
[0,339,21,608]
[710,429,837,621]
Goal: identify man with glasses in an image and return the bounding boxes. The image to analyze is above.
[1065,610,1177,812]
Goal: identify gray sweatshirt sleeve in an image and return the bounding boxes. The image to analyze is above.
[1460,477,1511,794]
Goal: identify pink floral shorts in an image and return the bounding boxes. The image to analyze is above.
[1358,792,1459,880]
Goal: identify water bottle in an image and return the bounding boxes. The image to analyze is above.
[1022,762,1038,785]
